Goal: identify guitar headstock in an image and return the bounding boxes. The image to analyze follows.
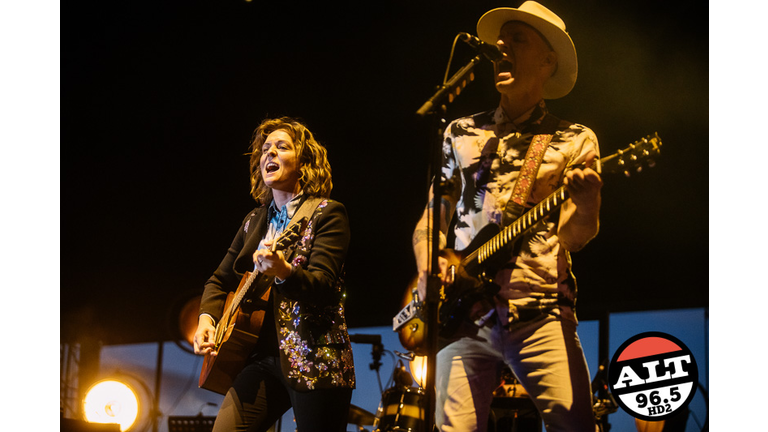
[272,217,307,252]
[600,132,662,177]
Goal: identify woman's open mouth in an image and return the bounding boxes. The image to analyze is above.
[265,161,279,173]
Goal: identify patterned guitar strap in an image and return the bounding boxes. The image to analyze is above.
[281,196,324,263]
[501,133,554,227]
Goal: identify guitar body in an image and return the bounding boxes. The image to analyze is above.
[397,277,426,355]
[398,224,509,352]
[198,271,272,395]
[439,224,508,339]
[198,219,306,394]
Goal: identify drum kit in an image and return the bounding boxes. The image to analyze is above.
[346,323,546,432]
[347,366,540,432]
[346,385,426,432]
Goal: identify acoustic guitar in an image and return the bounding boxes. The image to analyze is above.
[199,220,305,394]
[394,133,662,350]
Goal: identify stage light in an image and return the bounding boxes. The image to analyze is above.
[409,355,428,388]
[167,291,202,354]
[82,379,143,431]
[176,295,200,347]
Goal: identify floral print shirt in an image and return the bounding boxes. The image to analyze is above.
[441,101,600,325]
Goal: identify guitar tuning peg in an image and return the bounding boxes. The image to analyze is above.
[647,159,656,168]
[623,170,631,177]
[635,166,643,173]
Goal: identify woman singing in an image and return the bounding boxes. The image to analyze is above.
[194,117,355,432]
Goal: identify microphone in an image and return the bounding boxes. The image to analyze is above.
[350,334,384,371]
[459,32,502,61]
[393,360,413,387]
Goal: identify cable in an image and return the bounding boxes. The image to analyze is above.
[443,35,463,85]
[163,355,203,419]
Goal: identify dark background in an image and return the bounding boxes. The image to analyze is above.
[61,0,707,345]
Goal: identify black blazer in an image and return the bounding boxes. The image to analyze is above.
[200,197,355,391]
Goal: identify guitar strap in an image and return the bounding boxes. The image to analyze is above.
[280,195,324,261]
[289,195,323,228]
[501,133,553,227]
[501,112,563,227]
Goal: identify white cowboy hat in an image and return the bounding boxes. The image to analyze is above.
[476,1,578,99]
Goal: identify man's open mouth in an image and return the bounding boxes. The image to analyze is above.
[497,59,514,74]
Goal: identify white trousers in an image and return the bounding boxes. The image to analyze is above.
[435,315,596,432]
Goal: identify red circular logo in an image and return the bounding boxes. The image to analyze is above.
[608,332,698,421]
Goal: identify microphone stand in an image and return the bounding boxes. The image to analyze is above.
[415,53,483,432]
[416,54,483,117]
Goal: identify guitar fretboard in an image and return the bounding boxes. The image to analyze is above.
[470,186,570,267]
[469,133,661,268]
[215,270,259,345]
[229,272,258,315]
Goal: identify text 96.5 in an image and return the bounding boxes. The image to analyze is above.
[618,383,693,418]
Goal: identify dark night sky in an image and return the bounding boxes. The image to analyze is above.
[59,0,708,345]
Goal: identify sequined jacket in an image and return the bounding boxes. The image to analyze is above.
[200,197,356,392]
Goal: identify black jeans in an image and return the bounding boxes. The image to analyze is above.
[211,356,352,432]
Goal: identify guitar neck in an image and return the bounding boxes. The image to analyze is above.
[466,132,662,270]
[219,219,304,327]
[470,185,570,267]
[219,271,258,330]
[233,272,258,310]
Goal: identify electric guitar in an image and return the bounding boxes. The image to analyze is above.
[394,133,662,350]
[199,220,305,394]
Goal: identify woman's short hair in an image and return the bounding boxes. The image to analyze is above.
[248,117,333,205]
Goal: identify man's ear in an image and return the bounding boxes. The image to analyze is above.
[543,50,558,77]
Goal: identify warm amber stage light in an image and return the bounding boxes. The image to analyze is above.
[410,355,428,388]
[83,380,140,431]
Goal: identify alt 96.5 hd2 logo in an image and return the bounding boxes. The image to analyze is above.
[608,332,698,421]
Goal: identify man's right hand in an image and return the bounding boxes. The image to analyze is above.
[416,255,451,302]
[193,315,218,356]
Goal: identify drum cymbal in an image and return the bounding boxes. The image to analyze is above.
[348,404,376,426]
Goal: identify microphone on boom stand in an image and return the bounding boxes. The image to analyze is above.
[458,32,503,61]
